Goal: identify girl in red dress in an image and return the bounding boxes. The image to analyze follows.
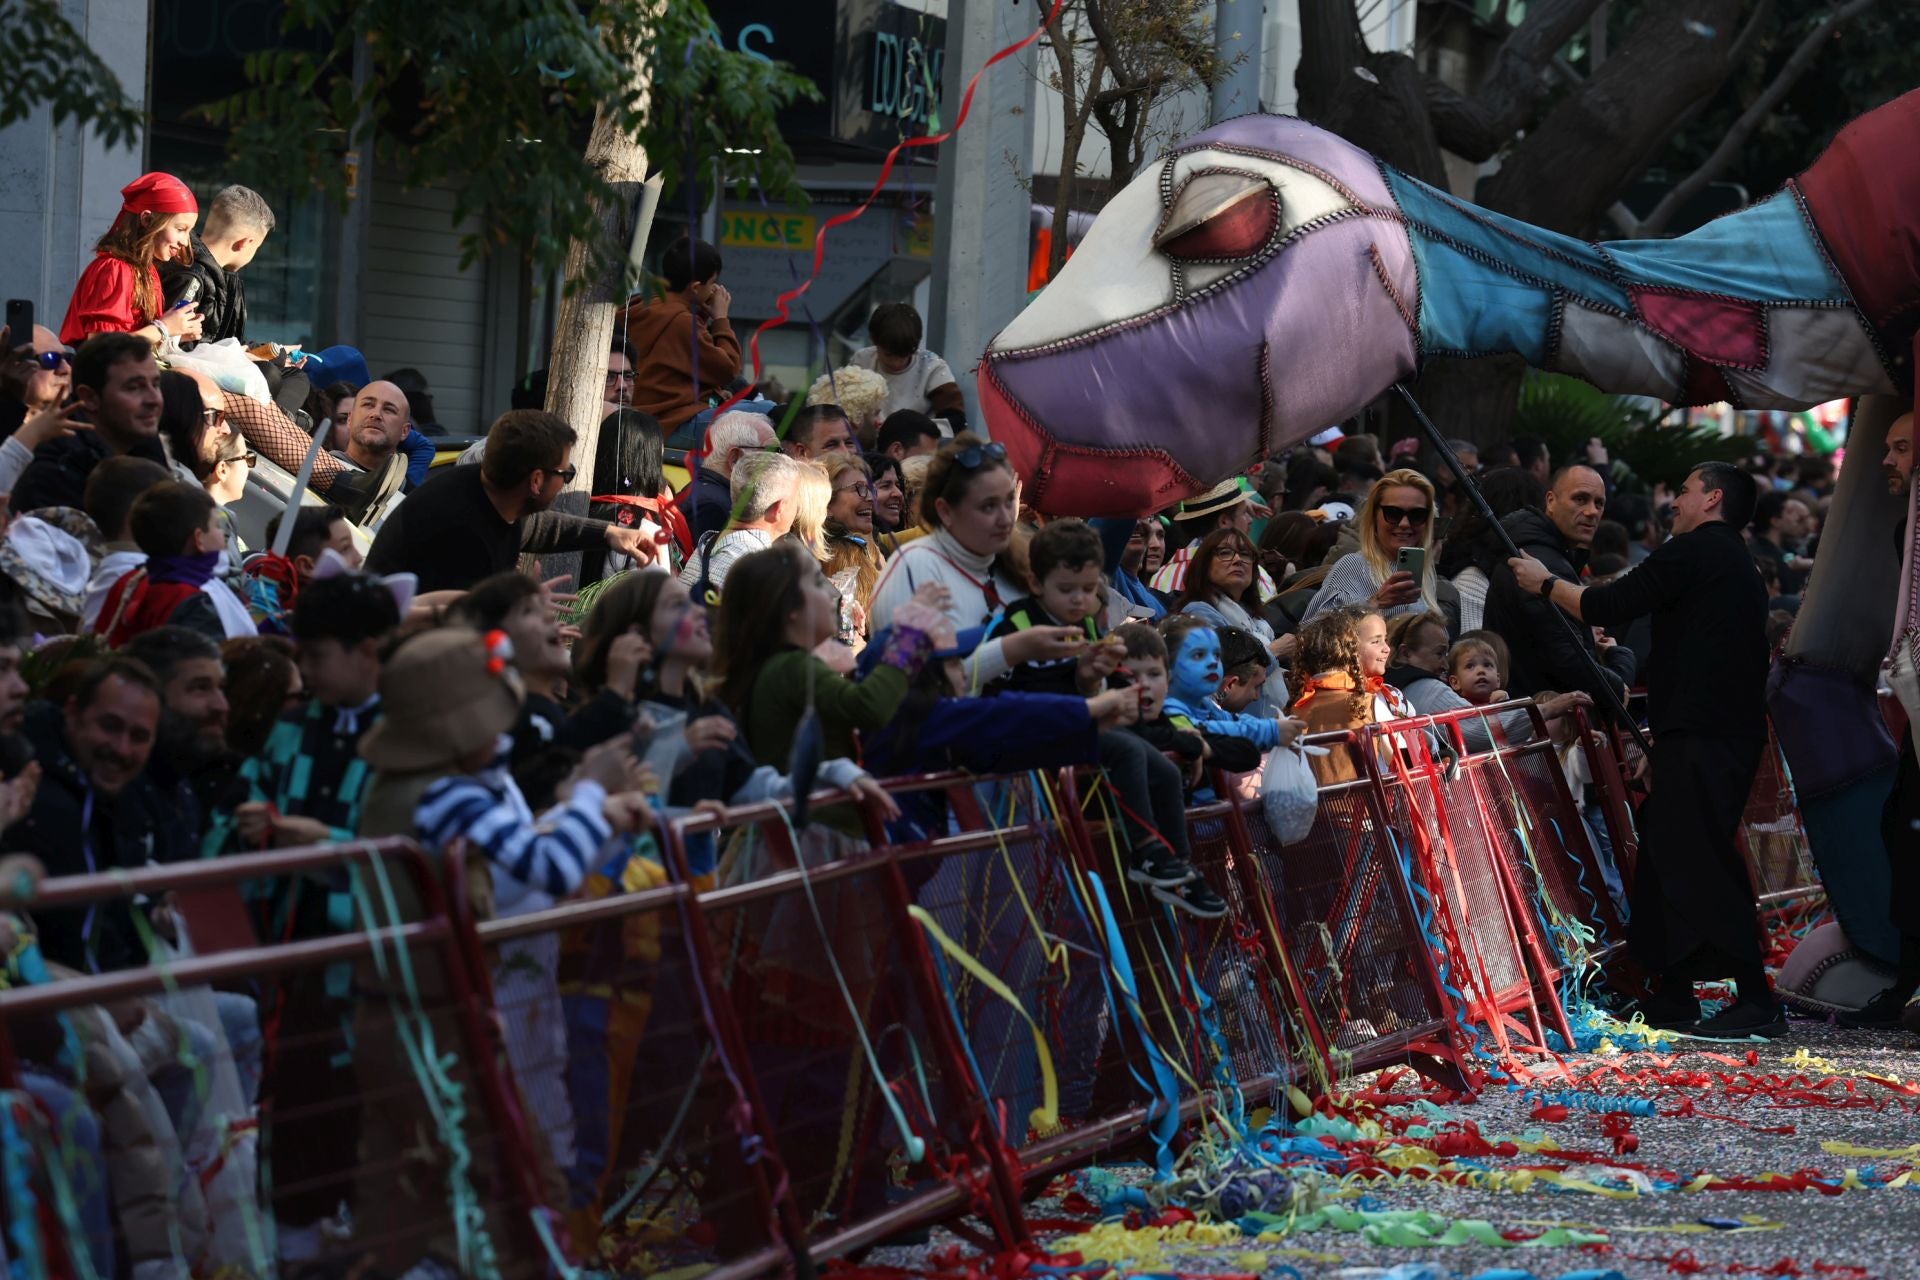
[60,172,204,349]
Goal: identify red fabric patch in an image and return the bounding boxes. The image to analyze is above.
[1631,287,1768,370]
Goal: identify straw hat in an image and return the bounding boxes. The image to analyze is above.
[359,626,525,773]
[1176,478,1248,521]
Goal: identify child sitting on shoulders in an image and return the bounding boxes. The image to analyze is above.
[987,518,1225,918]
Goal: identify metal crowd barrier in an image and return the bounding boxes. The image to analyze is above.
[0,839,548,1280]
[0,704,1806,1275]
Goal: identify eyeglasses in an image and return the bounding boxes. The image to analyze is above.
[605,369,637,382]
[199,407,226,428]
[952,441,1008,470]
[835,481,874,500]
[219,451,258,468]
[1216,547,1253,564]
[1378,503,1431,527]
[31,351,71,372]
[542,464,579,484]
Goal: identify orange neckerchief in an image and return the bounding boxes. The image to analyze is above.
[1290,669,1414,722]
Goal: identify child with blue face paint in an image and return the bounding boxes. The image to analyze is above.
[986,519,1227,918]
[1158,616,1309,760]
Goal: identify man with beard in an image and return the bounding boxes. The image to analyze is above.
[4,657,164,973]
[124,627,229,862]
[330,378,410,475]
[11,331,169,514]
[366,408,659,592]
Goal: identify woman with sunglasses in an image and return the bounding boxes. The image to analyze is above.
[1302,468,1450,629]
[157,368,232,487]
[1174,527,1296,660]
[868,433,1087,690]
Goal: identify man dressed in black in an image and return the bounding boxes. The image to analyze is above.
[1511,463,1776,1038]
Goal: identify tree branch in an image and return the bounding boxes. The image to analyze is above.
[1635,0,1879,237]
[1426,0,1610,161]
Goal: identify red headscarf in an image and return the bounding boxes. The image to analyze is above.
[119,173,198,217]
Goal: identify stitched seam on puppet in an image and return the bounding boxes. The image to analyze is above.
[989,208,1394,361]
[1406,173,1626,285]
[1257,340,1276,459]
[1173,141,1375,209]
[1544,289,1565,367]
[1400,216,1629,320]
[1369,242,1417,338]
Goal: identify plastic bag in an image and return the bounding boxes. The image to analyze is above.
[1261,743,1326,845]
[165,338,272,403]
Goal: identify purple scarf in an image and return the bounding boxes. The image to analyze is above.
[146,550,222,588]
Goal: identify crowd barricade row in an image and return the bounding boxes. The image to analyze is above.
[0,702,1823,1276]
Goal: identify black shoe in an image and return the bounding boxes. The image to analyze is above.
[1685,999,1787,1041]
[1127,847,1198,889]
[1838,984,1917,1029]
[1626,987,1700,1031]
[1155,878,1228,919]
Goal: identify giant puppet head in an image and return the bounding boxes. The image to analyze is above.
[981,95,1920,516]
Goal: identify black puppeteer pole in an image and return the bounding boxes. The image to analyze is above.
[1391,382,1653,756]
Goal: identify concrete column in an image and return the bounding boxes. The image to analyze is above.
[0,0,149,333]
[1210,0,1266,122]
[928,0,1036,430]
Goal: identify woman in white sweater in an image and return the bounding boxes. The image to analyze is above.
[867,435,1086,689]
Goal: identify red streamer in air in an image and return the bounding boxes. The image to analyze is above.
[709,0,1069,429]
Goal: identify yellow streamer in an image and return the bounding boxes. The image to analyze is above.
[907,904,1059,1132]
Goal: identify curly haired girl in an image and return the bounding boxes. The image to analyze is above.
[1287,604,1417,783]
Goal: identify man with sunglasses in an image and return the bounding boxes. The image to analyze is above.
[1485,463,1635,713]
[366,408,659,593]
[1,324,72,430]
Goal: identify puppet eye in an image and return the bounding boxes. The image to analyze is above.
[1154,170,1276,261]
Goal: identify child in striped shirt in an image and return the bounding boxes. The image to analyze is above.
[356,625,653,1268]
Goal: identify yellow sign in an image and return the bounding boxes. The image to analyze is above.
[719,210,816,252]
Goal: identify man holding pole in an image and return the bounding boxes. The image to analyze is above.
[1510,462,1777,1039]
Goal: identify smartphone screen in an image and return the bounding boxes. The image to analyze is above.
[4,299,31,341]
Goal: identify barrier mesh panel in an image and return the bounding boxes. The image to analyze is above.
[1237,786,1449,1053]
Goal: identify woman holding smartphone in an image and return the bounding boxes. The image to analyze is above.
[1301,468,1455,631]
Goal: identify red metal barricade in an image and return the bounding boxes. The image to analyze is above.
[0,840,546,1280]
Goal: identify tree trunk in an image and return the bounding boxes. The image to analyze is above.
[1382,355,1530,452]
[1475,0,1748,232]
[1047,19,1101,279]
[539,103,651,586]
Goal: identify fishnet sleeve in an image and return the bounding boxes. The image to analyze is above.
[220,391,348,494]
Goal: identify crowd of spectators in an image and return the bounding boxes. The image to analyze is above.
[2,194,1913,1277]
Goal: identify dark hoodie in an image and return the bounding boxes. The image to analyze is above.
[160,237,248,343]
[1483,507,1635,711]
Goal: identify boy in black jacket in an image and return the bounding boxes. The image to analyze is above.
[986,519,1226,918]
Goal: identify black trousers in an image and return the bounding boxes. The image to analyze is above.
[1627,731,1766,986]
[1097,728,1191,860]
